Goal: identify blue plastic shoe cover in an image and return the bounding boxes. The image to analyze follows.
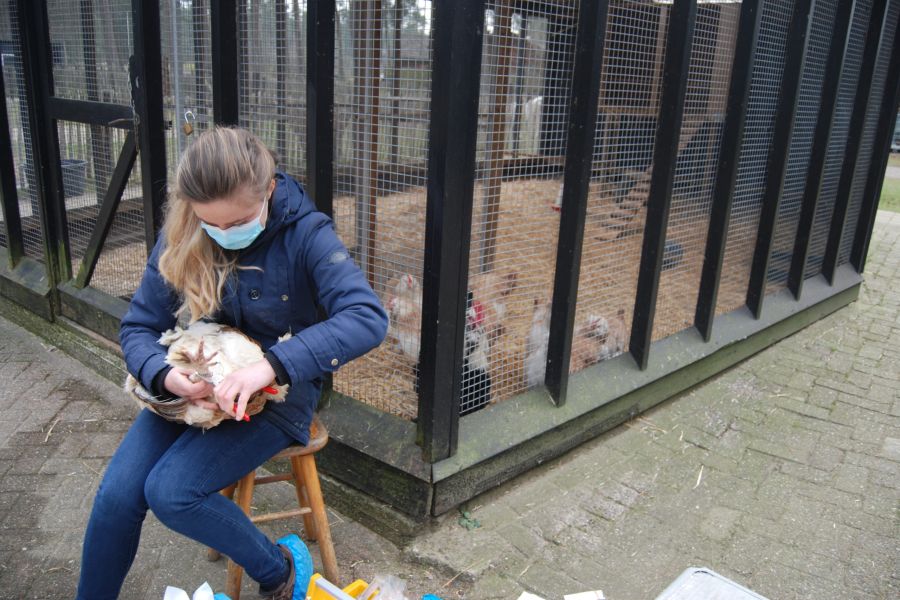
[276,533,314,600]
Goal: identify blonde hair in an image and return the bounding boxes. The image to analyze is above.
[158,127,276,321]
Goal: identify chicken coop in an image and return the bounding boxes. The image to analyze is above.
[1,0,898,519]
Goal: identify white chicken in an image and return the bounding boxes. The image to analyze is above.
[469,270,518,347]
[384,273,423,362]
[595,308,628,361]
[525,303,629,387]
[125,322,289,429]
[524,299,550,388]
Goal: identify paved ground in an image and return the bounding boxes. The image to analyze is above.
[0,211,898,600]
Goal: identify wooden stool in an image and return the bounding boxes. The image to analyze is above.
[207,416,338,599]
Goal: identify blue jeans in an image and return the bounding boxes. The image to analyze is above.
[76,408,295,600]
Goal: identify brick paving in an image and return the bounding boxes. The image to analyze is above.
[0,305,465,599]
[0,212,897,599]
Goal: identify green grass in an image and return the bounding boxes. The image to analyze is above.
[880,177,900,213]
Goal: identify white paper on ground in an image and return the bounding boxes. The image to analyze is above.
[563,592,606,600]
[162,582,216,600]
[515,593,547,600]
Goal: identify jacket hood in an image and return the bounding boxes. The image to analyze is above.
[242,170,315,252]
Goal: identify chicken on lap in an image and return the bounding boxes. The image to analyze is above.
[125,322,289,429]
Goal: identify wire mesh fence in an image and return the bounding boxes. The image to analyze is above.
[464,1,576,409]
[239,0,307,179]
[0,2,45,261]
[331,0,433,420]
[572,0,669,370]
[765,0,837,294]
[837,0,900,265]
[2,0,897,424]
[160,0,214,180]
[47,0,145,298]
[653,1,740,342]
[716,0,793,316]
[805,0,873,279]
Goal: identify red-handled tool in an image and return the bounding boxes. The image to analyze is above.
[233,400,251,422]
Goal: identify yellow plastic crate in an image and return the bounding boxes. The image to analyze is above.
[306,573,369,600]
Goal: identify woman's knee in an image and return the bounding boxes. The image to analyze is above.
[144,461,203,525]
[91,471,147,524]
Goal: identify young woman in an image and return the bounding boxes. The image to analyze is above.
[76,127,388,600]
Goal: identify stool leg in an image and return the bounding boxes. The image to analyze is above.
[207,483,239,561]
[289,456,317,541]
[297,455,339,586]
[225,471,256,600]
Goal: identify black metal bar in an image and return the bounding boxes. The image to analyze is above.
[46,98,134,129]
[788,0,856,299]
[417,0,486,462]
[628,0,696,370]
[275,0,287,162]
[306,0,335,217]
[851,16,900,273]
[306,0,335,399]
[745,0,816,319]
[544,0,609,405]
[0,61,24,267]
[211,0,240,125]
[822,0,889,283]
[131,0,167,250]
[18,0,71,284]
[694,0,765,341]
[74,132,137,288]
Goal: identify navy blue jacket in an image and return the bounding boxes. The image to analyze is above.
[120,172,389,444]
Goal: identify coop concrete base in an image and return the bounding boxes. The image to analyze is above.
[57,281,129,342]
[0,251,53,321]
[317,265,863,519]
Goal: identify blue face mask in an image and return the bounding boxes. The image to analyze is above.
[200,198,267,250]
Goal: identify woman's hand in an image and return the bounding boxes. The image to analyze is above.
[213,359,277,421]
[165,368,215,400]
